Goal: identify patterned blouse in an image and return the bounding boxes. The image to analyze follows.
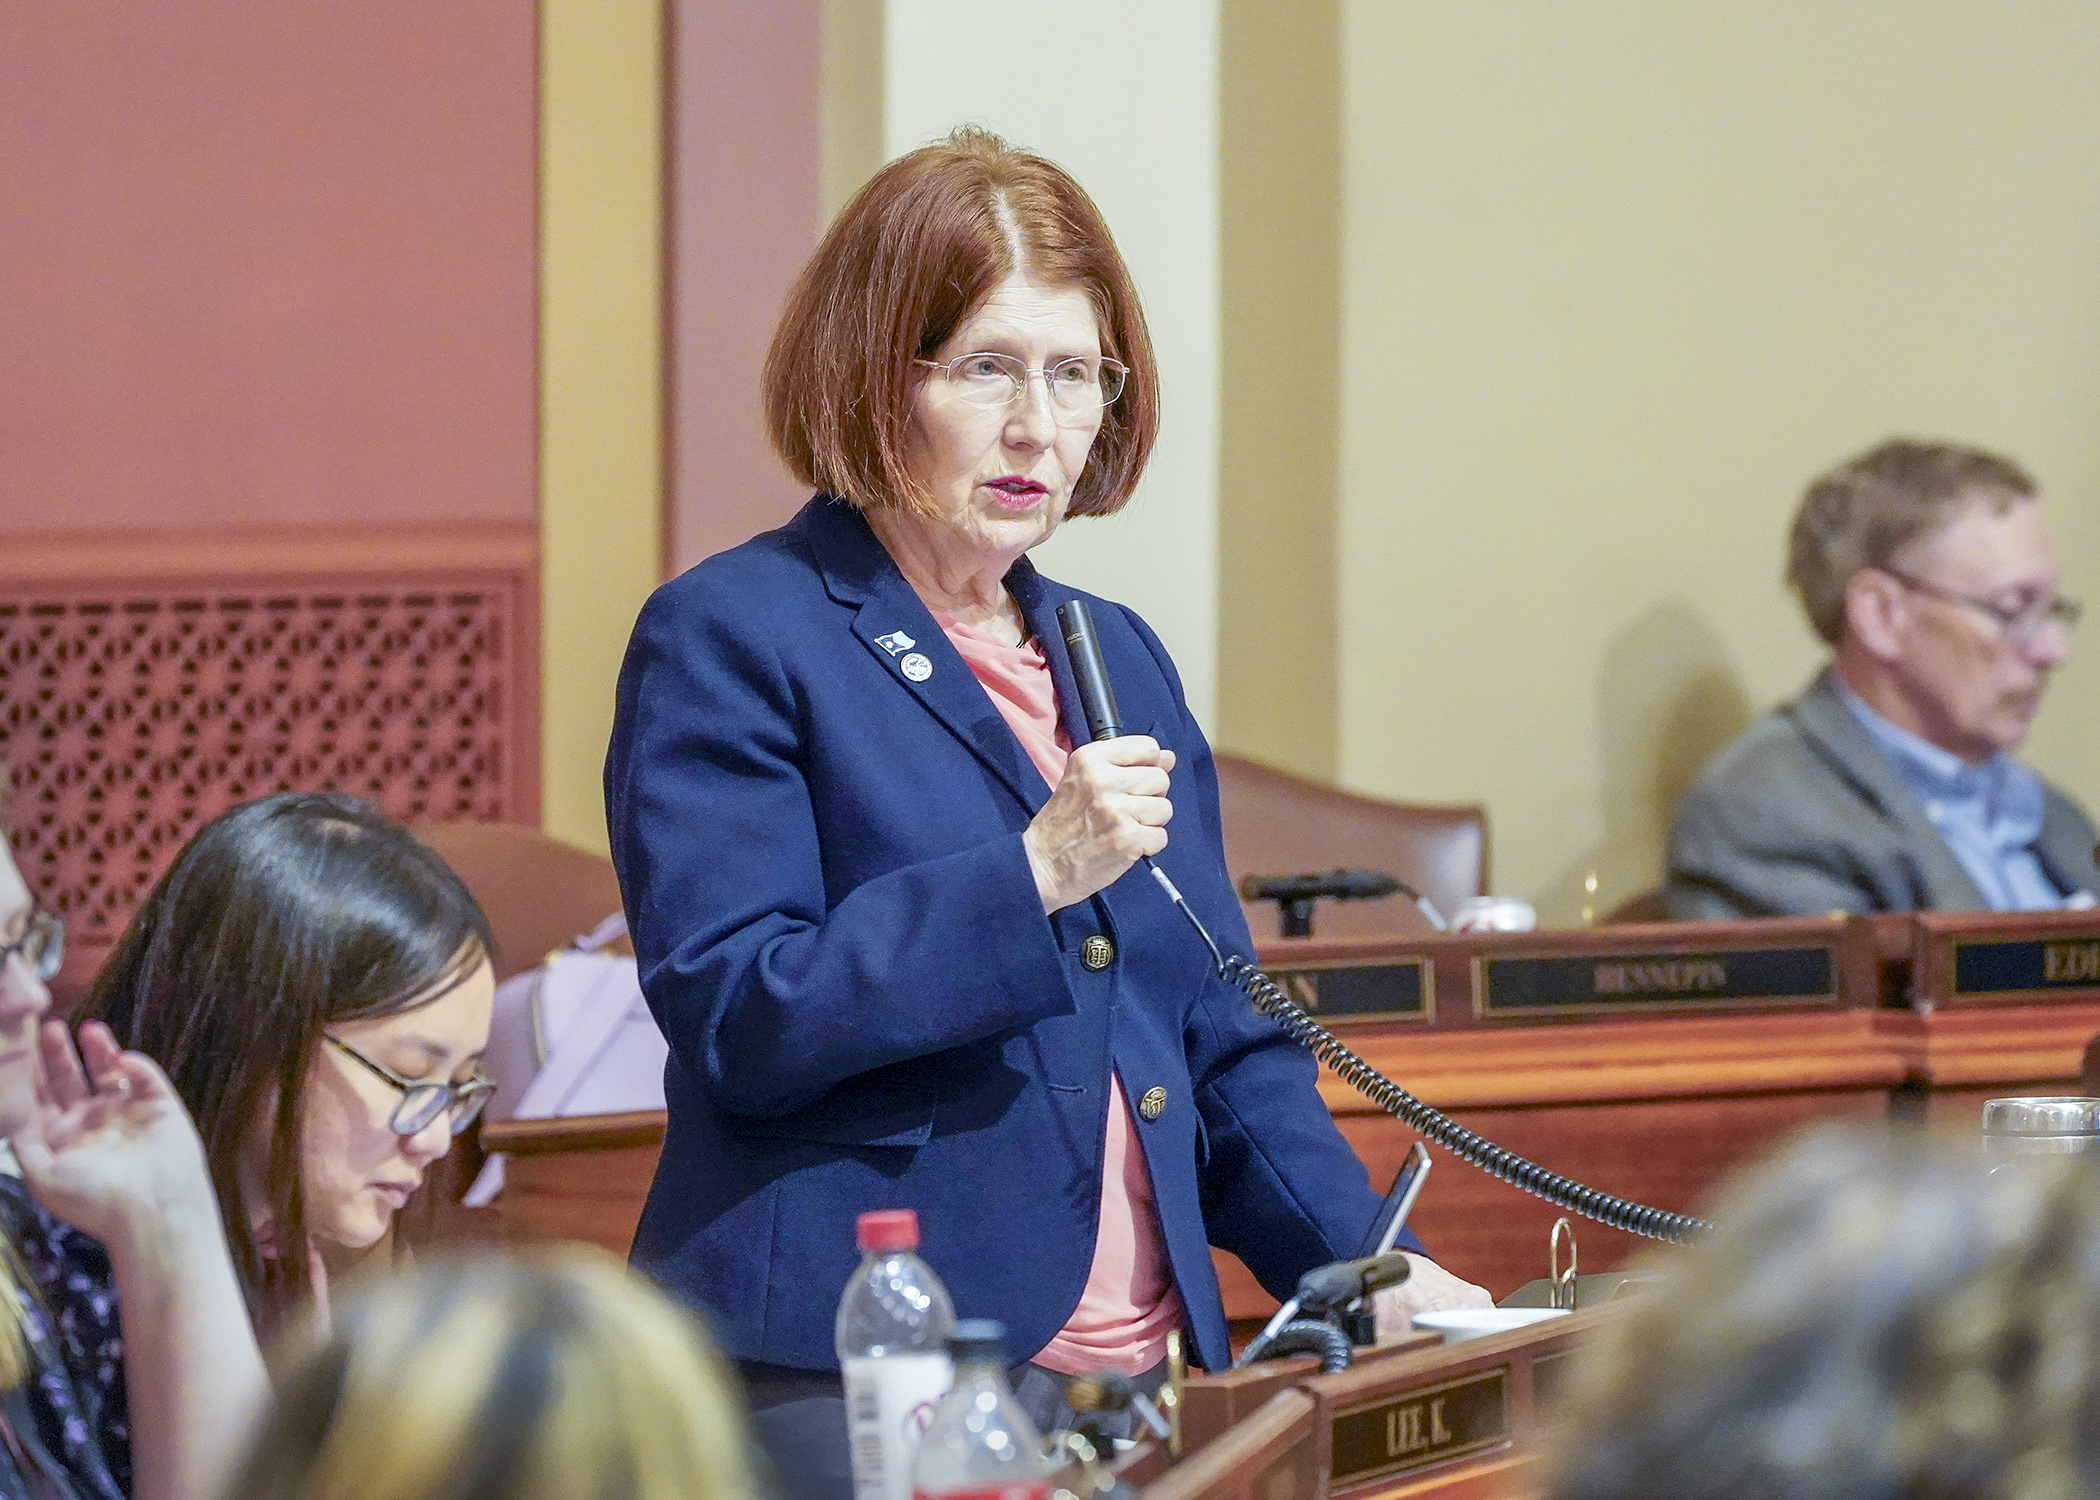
[0,1176,128,1500]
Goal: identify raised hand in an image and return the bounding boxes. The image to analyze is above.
[11,1020,219,1247]
[13,1021,267,1500]
[1022,736,1177,913]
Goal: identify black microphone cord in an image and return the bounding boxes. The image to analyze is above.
[1053,597,1712,1248]
[1212,948,1711,1245]
[1173,868,1710,1244]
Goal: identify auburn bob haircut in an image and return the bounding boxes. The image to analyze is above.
[764,125,1159,519]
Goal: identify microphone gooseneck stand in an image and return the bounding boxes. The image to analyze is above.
[1053,599,1714,1248]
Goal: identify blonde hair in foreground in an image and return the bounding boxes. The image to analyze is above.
[1546,1125,2100,1500]
[0,1238,35,1391]
[225,1247,761,1500]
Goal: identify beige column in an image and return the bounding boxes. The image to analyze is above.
[540,0,664,854]
[1216,0,1344,781]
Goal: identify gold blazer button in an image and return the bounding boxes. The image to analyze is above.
[1138,1086,1167,1121]
[1081,935,1115,971]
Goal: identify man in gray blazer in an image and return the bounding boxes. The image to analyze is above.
[1667,439,2096,919]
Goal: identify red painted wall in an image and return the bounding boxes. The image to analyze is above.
[0,2,537,534]
[0,4,542,998]
[664,0,823,574]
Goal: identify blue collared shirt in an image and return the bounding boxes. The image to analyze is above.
[1836,678,2064,912]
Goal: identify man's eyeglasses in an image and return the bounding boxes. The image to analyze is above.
[914,352,1129,416]
[323,1033,496,1137]
[0,911,63,985]
[1882,568,2083,644]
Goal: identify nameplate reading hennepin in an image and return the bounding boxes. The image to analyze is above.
[1329,1368,1508,1490]
[1952,935,2100,997]
[1481,946,1834,1016]
[1274,960,1429,1022]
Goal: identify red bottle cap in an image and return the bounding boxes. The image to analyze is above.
[856,1209,920,1252]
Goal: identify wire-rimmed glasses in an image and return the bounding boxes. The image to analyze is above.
[1881,568,2083,645]
[914,352,1129,414]
[324,1033,496,1137]
[0,911,63,985]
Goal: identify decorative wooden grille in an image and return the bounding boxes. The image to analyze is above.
[0,581,527,967]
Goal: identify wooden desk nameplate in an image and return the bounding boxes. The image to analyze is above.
[1147,1310,1613,1500]
[1911,909,2100,1011]
[1258,916,1879,1029]
[1259,951,1436,1026]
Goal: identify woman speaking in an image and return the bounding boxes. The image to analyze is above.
[605,127,1485,1491]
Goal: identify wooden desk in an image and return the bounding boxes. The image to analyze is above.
[471,912,2100,1313]
[1218,918,1904,1307]
[478,1110,664,1255]
[1141,1309,1613,1500]
[1899,908,2100,1125]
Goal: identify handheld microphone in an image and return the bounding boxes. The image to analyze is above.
[1056,600,1126,742]
[1054,599,1227,972]
[1048,602,1711,1248]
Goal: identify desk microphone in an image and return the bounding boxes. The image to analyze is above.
[1241,870,1449,936]
[1293,1251,1412,1313]
[1242,871,1399,904]
[1231,1252,1413,1370]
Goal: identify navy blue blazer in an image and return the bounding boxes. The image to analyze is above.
[604,497,1410,1376]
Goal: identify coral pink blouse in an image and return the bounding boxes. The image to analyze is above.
[935,610,1186,1377]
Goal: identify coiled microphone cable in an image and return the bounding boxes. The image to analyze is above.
[1145,857,1710,1245]
[1217,954,1712,1245]
[1054,597,1713,1247]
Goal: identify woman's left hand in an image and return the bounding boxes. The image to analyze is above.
[11,1021,219,1250]
[1371,1253,1496,1339]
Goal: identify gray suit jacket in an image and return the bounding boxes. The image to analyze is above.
[1665,671,2100,920]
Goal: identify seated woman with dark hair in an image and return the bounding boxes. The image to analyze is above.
[78,792,497,1329]
[1546,1124,2100,1500]
[0,817,264,1500]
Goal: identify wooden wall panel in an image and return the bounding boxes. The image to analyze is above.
[1211,1009,1910,1307]
[0,525,539,1003]
[460,925,2100,1333]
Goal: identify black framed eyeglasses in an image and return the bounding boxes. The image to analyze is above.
[0,911,63,985]
[1882,568,2083,643]
[323,1033,495,1137]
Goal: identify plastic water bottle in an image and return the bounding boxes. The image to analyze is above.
[839,1209,956,1500]
[911,1320,1053,1500]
